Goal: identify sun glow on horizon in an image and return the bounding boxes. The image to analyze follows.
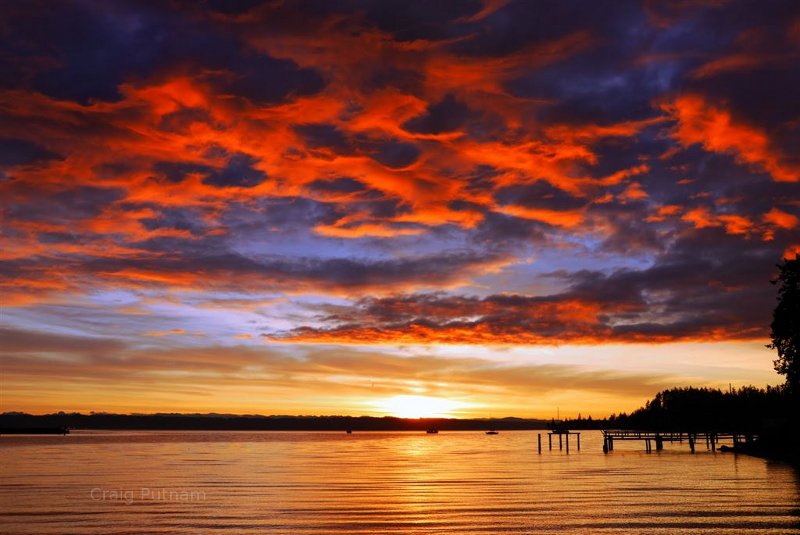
[373,395,474,418]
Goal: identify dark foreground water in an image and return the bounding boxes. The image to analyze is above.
[1,430,798,534]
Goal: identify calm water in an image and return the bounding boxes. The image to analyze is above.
[1,430,798,534]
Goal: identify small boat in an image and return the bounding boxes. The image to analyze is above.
[486,430,499,435]
[346,429,353,434]
[426,429,439,434]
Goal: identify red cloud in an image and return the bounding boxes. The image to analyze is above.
[764,208,799,230]
[662,95,799,182]
[267,278,768,346]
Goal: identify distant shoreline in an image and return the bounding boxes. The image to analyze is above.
[0,412,556,432]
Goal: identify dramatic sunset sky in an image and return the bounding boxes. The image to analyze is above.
[1,0,798,418]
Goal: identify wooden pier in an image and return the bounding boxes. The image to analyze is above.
[601,430,756,453]
[538,430,581,453]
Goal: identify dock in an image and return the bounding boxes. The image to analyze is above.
[601,430,756,453]
[534,429,758,454]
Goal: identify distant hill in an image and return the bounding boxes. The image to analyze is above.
[0,412,549,431]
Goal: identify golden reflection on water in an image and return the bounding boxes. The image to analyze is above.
[0,430,798,534]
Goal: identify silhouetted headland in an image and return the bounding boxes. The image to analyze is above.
[604,386,799,464]
[0,426,69,435]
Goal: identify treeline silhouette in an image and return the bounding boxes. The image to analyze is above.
[547,414,606,430]
[605,385,793,433]
[0,412,548,432]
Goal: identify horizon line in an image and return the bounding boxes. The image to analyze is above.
[1,411,566,420]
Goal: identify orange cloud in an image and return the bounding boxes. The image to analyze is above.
[681,207,754,236]
[269,296,611,346]
[764,207,799,229]
[691,25,800,79]
[784,245,800,259]
[144,329,186,337]
[691,53,765,79]
[681,206,718,229]
[717,214,753,236]
[663,95,799,182]
[646,204,681,222]
[267,275,769,347]
[424,31,593,97]
[545,118,663,145]
[618,182,648,201]
[494,205,584,228]
[269,312,762,347]
[314,221,425,238]
[456,0,512,23]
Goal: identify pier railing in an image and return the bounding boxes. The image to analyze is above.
[601,429,757,453]
[534,429,758,454]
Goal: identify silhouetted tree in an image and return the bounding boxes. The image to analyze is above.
[612,386,790,432]
[768,255,800,394]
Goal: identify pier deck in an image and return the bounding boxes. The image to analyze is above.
[601,430,756,453]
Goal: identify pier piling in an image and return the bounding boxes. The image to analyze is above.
[601,430,753,455]
[546,430,580,454]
